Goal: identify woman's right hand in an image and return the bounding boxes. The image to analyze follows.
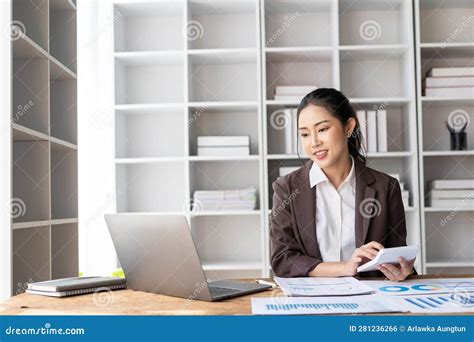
[343,241,384,276]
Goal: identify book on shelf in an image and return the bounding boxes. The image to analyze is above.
[402,198,409,208]
[424,76,474,88]
[197,136,249,147]
[366,110,378,153]
[426,67,474,78]
[192,188,257,211]
[376,109,387,152]
[279,166,300,177]
[274,95,305,102]
[282,108,302,155]
[197,135,250,156]
[429,189,474,199]
[356,110,367,151]
[428,198,474,208]
[428,179,474,190]
[26,277,127,298]
[197,146,250,156]
[424,86,474,97]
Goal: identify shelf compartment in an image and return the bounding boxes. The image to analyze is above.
[51,149,78,220]
[50,79,77,144]
[12,141,50,223]
[115,54,184,105]
[339,49,412,98]
[189,160,260,209]
[263,0,335,48]
[188,1,257,49]
[418,0,474,44]
[422,155,474,204]
[351,102,415,152]
[191,215,262,273]
[116,162,185,212]
[12,226,51,294]
[424,211,474,264]
[339,0,409,45]
[188,53,258,102]
[265,50,334,100]
[267,159,306,209]
[12,59,49,135]
[49,3,77,72]
[116,110,185,158]
[51,223,79,279]
[12,0,49,51]
[114,2,184,52]
[188,106,259,156]
[421,102,473,152]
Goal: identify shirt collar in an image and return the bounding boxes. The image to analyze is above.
[309,155,355,190]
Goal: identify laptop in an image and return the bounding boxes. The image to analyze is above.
[104,214,271,301]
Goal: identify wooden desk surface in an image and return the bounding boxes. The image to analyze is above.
[1,275,473,316]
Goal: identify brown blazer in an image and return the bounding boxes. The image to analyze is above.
[270,157,416,278]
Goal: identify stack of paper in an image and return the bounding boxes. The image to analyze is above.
[424,67,474,97]
[197,136,250,156]
[278,166,300,177]
[389,173,410,208]
[192,187,257,211]
[274,277,375,297]
[427,179,474,208]
[273,85,317,102]
[356,109,387,153]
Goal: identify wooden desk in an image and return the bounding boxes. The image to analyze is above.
[1,275,473,315]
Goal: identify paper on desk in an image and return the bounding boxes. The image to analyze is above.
[389,292,474,313]
[274,276,374,297]
[361,278,474,296]
[251,293,406,315]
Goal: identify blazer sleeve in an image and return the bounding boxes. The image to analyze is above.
[385,177,418,276]
[270,180,322,277]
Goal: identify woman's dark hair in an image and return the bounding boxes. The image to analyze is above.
[295,88,366,165]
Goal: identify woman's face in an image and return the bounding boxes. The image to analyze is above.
[298,104,355,169]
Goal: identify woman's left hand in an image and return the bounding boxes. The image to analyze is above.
[377,257,415,281]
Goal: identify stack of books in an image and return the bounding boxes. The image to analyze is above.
[192,188,257,211]
[427,179,474,208]
[356,109,388,153]
[389,173,410,208]
[197,136,250,156]
[26,277,127,297]
[424,67,474,97]
[273,85,318,102]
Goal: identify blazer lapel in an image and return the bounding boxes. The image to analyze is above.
[354,158,376,248]
[294,160,320,259]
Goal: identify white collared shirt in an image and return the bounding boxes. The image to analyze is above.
[309,156,356,262]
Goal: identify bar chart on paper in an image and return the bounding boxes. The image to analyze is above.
[397,294,474,313]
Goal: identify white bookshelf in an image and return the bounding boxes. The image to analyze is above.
[9,0,78,295]
[414,0,474,275]
[104,0,474,280]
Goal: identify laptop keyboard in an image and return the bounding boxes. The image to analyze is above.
[208,286,242,298]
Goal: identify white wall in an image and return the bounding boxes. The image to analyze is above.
[78,0,117,276]
[0,0,12,301]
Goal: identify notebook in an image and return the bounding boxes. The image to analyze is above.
[26,276,127,297]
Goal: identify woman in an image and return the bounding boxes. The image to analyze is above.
[270,88,416,281]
